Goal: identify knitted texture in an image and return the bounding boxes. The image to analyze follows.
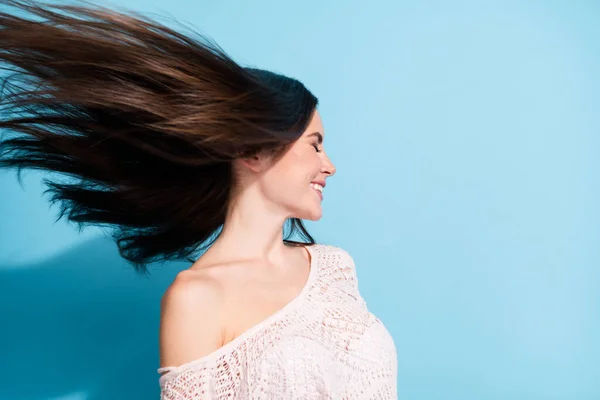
[158,243,397,399]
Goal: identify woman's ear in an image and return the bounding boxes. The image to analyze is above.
[235,143,285,173]
[236,149,273,173]
[237,154,262,172]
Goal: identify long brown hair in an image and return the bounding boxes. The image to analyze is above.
[0,0,318,274]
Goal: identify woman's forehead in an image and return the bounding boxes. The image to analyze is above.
[304,111,324,137]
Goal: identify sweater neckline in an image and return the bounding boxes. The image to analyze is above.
[158,243,320,381]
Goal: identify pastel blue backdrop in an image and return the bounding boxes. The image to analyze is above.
[0,0,598,399]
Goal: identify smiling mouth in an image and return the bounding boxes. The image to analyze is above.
[310,183,323,200]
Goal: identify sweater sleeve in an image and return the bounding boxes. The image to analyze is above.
[338,247,359,291]
[159,353,246,399]
[334,246,368,307]
[159,367,213,400]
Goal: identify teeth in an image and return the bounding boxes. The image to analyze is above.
[310,183,323,192]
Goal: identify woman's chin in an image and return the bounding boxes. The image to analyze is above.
[297,206,323,221]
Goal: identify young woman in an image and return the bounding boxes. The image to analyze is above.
[0,0,398,398]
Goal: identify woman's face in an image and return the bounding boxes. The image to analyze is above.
[259,110,336,221]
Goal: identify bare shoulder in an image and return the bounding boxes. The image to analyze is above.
[159,268,225,370]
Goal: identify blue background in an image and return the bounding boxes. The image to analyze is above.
[0,0,598,398]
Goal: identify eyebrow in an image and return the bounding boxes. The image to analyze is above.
[307,132,323,144]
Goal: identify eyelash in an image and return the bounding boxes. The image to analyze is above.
[312,143,322,153]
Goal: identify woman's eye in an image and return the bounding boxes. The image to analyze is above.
[312,144,321,153]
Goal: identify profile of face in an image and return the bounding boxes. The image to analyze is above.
[240,110,336,221]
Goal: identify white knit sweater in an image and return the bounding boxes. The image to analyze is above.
[158,243,398,399]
